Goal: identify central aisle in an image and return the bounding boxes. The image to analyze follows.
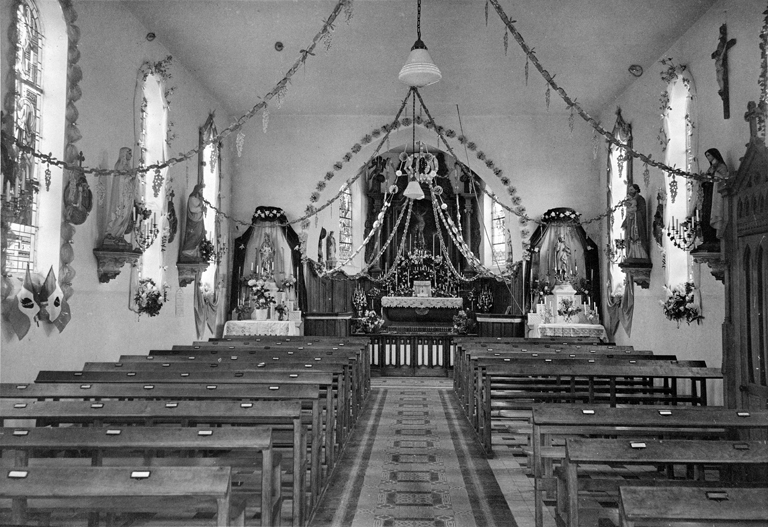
[311,378,518,527]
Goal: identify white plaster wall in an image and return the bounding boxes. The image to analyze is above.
[1,0,231,382]
[596,0,766,405]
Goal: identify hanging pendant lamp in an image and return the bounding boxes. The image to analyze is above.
[404,177,425,200]
[398,0,442,87]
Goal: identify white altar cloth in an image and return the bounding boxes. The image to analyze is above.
[381,297,463,309]
[223,320,300,336]
[537,323,608,341]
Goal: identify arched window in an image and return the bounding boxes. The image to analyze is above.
[483,193,508,270]
[606,109,632,295]
[198,114,221,287]
[135,70,168,291]
[663,66,697,286]
[3,0,67,275]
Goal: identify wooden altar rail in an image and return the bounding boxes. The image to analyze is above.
[368,334,455,376]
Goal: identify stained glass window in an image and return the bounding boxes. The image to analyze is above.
[490,197,506,264]
[5,0,44,272]
[339,185,352,261]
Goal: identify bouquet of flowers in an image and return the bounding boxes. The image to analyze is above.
[352,284,367,316]
[452,309,477,335]
[199,239,218,264]
[248,278,275,309]
[356,309,384,334]
[661,282,703,327]
[274,303,288,321]
[557,298,581,322]
[134,278,169,318]
[282,275,297,292]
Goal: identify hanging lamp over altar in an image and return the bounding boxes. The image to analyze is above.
[404,177,425,200]
[398,0,442,87]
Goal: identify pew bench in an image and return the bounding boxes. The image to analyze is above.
[531,405,768,527]
[561,438,768,527]
[0,425,282,526]
[618,486,768,526]
[0,399,308,527]
[0,466,245,526]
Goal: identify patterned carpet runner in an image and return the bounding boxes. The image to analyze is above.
[311,381,518,527]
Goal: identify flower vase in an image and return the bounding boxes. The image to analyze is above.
[252,308,268,321]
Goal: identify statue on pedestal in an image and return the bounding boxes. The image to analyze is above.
[554,235,571,282]
[259,234,275,278]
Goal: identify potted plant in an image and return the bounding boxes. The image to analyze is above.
[660,282,704,327]
[134,278,169,318]
[248,278,274,320]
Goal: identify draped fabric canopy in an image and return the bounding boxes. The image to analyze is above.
[230,207,307,314]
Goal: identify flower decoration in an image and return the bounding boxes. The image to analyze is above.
[660,282,703,327]
[282,275,297,291]
[557,297,582,322]
[354,309,384,334]
[199,239,219,264]
[199,281,215,302]
[249,278,275,309]
[274,303,288,320]
[452,310,476,335]
[477,287,493,313]
[134,278,169,318]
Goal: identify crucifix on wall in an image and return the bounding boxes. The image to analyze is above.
[711,23,736,119]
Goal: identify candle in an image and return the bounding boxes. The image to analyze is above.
[695,208,700,223]
[251,262,254,272]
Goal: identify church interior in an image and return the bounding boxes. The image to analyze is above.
[1,0,768,525]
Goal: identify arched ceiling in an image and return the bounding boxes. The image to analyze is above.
[120,0,717,118]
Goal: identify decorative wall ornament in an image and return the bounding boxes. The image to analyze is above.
[92,248,141,284]
[4,266,70,338]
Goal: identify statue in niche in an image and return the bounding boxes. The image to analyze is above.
[622,183,650,261]
[103,147,137,249]
[554,235,571,281]
[326,231,337,269]
[695,147,730,250]
[179,183,207,261]
[259,234,275,278]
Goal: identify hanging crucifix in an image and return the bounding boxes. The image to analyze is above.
[711,23,736,119]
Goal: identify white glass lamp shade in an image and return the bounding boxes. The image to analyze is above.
[404,178,425,200]
[398,40,442,87]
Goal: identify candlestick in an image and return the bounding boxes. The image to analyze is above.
[251,262,254,272]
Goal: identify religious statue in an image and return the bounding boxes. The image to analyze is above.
[103,147,137,249]
[318,227,327,266]
[554,235,571,281]
[711,24,736,119]
[259,234,275,277]
[326,231,337,269]
[179,183,206,261]
[696,148,730,250]
[621,183,650,261]
[412,208,426,248]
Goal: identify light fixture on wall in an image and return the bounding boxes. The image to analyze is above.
[398,0,442,87]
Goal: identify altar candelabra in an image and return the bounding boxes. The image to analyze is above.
[666,213,699,252]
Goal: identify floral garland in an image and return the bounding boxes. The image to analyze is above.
[134,278,169,318]
[3,0,353,180]
[486,0,726,184]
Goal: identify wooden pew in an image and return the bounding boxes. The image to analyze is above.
[530,405,768,527]
[619,486,768,526]
[0,425,281,526]
[562,438,768,527]
[83,358,352,458]
[33,369,342,474]
[476,361,722,455]
[0,381,335,506]
[0,399,309,526]
[0,466,244,526]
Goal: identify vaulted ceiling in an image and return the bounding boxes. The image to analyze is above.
[121,0,717,119]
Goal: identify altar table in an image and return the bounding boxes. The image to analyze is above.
[381,296,463,325]
[223,320,300,336]
[537,323,607,341]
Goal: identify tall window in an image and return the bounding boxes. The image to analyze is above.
[3,0,67,276]
[139,72,168,284]
[607,110,632,295]
[664,69,697,286]
[5,0,44,273]
[338,184,352,261]
[490,197,506,265]
[199,114,221,289]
